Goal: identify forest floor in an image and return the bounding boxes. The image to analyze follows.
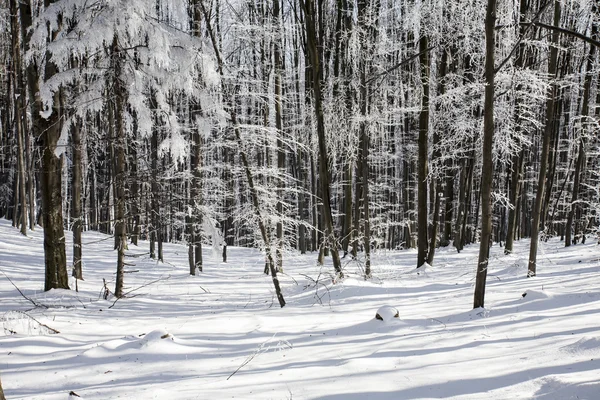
[0,219,599,399]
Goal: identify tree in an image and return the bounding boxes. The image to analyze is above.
[416,33,430,269]
[299,0,343,278]
[0,373,5,400]
[26,0,70,291]
[527,0,561,277]
[474,0,497,309]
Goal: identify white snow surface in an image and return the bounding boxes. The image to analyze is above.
[0,219,599,399]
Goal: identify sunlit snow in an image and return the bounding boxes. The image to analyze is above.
[0,219,599,399]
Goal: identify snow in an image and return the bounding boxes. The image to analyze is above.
[375,306,400,322]
[1,219,599,399]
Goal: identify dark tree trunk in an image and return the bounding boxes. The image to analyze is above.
[112,34,128,298]
[505,150,524,254]
[474,0,496,309]
[129,127,140,246]
[274,0,285,272]
[427,48,448,265]
[10,0,27,236]
[565,7,596,247]
[25,0,70,291]
[300,0,343,277]
[71,120,83,281]
[417,34,430,268]
[505,0,530,254]
[528,0,561,277]
[199,0,286,307]
[356,0,377,278]
[0,374,5,400]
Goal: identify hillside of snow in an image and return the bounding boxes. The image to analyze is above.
[0,219,599,399]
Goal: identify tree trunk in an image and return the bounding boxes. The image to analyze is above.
[274,0,285,272]
[504,0,530,254]
[427,48,448,265]
[25,0,70,291]
[417,34,430,268]
[199,0,286,307]
[565,7,596,247]
[474,0,496,309]
[0,374,5,400]
[505,150,524,253]
[112,34,128,298]
[300,0,343,278]
[10,0,27,236]
[528,0,561,277]
[72,120,83,281]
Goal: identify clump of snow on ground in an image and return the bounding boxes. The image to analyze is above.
[375,305,399,321]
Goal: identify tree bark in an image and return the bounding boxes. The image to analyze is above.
[528,0,561,277]
[72,120,83,281]
[188,0,204,274]
[300,0,343,278]
[565,6,596,247]
[427,48,448,265]
[274,0,285,272]
[24,0,70,291]
[10,0,28,236]
[474,0,496,309]
[112,34,128,298]
[0,374,5,400]
[417,34,430,268]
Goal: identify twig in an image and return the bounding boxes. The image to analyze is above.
[5,310,60,334]
[108,275,170,309]
[0,269,48,309]
[227,350,259,380]
[227,333,282,380]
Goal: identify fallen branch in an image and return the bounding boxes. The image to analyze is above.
[108,275,170,309]
[3,310,60,334]
[227,333,291,380]
[0,269,48,309]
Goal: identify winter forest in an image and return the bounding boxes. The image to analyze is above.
[1,0,600,398]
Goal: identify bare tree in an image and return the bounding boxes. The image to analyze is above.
[474,0,497,309]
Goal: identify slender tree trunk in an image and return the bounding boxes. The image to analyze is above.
[72,120,83,281]
[442,165,454,246]
[505,150,524,253]
[417,34,430,268]
[150,130,158,260]
[474,0,496,309]
[427,48,448,265]
[10,0,27,235]
[130,127,140,246]
[505,0,530,254]
[454,159,466,252]
[199,0,286,306]
[26,128,35,231]
[528,0,561,277]
[565,8,596,247]
[300,0,343,277]
[112,34,128,298]
[189,0,204,274]
[273,0,285,272]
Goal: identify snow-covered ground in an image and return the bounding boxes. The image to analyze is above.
[1,219,599,400]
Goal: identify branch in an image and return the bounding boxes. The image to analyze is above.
[531,21,600,49]
[108,275,170,309]
[494,0,554,75]
[0,269,48,309]
[365,46,436,85]
[12,311,60,334]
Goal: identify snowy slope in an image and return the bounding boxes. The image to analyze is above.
[0,219,599,399]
